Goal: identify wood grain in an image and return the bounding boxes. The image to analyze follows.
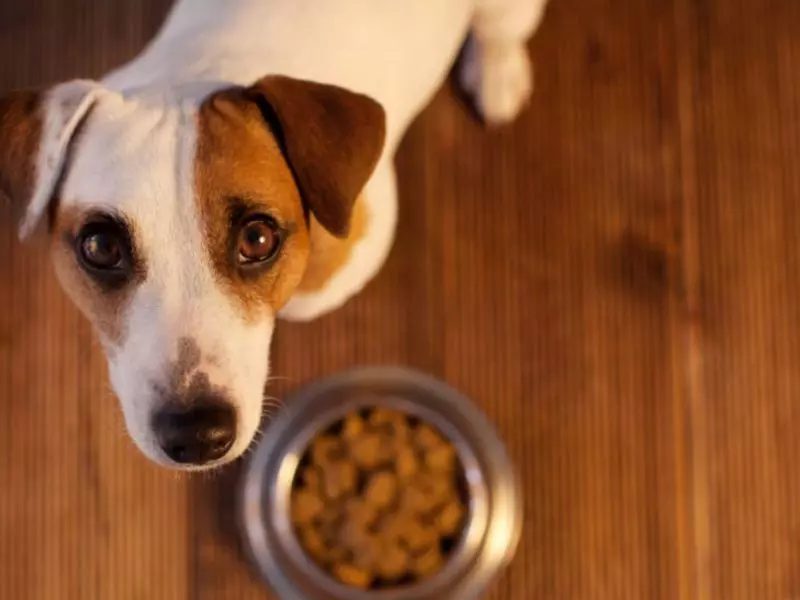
[0,0,798,598]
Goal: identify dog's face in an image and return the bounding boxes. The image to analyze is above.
[0,77,384,470]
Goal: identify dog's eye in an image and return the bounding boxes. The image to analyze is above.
[237,216,282,264]
[77,221,128,274]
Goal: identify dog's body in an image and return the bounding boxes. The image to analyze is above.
[0,0,547,469]
[102,0,546,320]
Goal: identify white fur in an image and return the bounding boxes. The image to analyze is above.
[25,0,547,468]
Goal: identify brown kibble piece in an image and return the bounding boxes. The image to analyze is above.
[375,512,405,544]
[425,444,457,473]
[394,446,419,480]
[376,544,409,581]
[412,546,444,578]
[364,471,397,510]
[369,407,410,438]
[299,465,322,491]
[399,517,437,552]
[436,500,465,536]
[413,424,446,451]
[342,412,365,440]
[338,518,370,550]
[322,460,358,500]
[317,504,340,526]
[350,432,384,469]
[349,533,381,571]
[368,407,399,425]
[418,472,452,508]
[332,563,373,589]
[343,497,379,527]
[291,489,324,526]
[311,434,343,465]
[399,480,433,515]
[299,527,328,564]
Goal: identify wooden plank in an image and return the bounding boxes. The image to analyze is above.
[674,0,800,597]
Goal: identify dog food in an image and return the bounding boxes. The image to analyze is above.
[290,406,467,589]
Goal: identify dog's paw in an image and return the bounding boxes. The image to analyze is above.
[459,36,533,125]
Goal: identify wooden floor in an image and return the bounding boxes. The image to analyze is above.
[1,0,799,598]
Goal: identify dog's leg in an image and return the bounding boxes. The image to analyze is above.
[460,0,548,125]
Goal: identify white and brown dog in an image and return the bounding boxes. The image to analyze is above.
[0,0,547,470]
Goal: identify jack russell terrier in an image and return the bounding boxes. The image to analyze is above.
[0,0,547,470]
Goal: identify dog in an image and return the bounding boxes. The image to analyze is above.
[0,0,547,470]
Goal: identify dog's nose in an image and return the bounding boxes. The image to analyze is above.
[153,402,236,465]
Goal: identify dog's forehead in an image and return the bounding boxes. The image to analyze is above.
[61,95,193,212]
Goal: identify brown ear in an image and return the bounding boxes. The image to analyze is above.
[245,75,386,237]
[0,80,102,238]
[0,90,42,225]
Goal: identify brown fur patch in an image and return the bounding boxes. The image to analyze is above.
[194,89,311,321]
[248,75,385,237]
[49,207,145,347]
[0,90,41,222]
[297,196,369,293]
[154,337,230,405]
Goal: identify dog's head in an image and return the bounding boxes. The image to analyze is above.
[0,77,385,469]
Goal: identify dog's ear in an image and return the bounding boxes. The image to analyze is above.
[245,75,385,237]
[0,80,102,239]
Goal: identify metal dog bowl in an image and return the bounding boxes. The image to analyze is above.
[240,366,521,600]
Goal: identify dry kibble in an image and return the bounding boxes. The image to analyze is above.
[291,489,324,526]
[414,424,446,451]
[299,466,322,491]
[338,518,371,550]
[311,434,343,465]
[317,507,343,551]
[399,480,433,514]
[322,460,358,500]
[395,446,419,480]
[350,533,381,571]
[368,407,399,425]
[349,432,383,469]
[343,497,378,527]
[436,500,465,536]
[342,412,365,440]
[321,536,349,564]
[299,527,329,564]
[425,444,457,473]
[317,504,341,527]
[418,472,452,508]
[375,512,406,544]
[332,563,373,589]
[291,407,466,590]
[364,471,398,510]
[369,407,410,438]
[376,544,409,581]
[399,517,438,552]
[412,545,444,578]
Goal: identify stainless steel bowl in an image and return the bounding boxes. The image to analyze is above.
[240,366,521,600]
